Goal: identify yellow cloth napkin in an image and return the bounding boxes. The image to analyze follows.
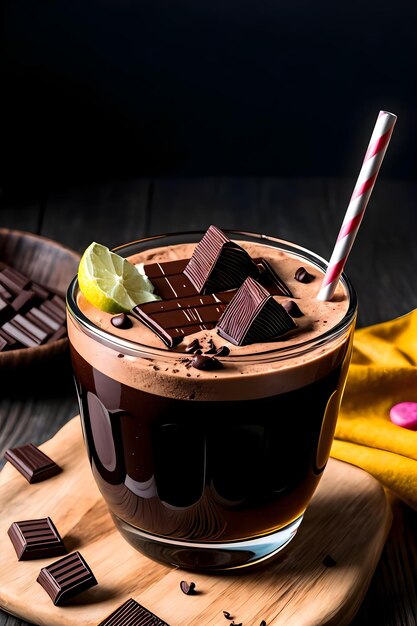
[330,308,417,510]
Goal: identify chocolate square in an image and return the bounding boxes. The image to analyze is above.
[4,443,62,483]
[97,598,169,625]
[184,225,259,294]
[8,517,66,560]
[217,276,296,345]
[37,551,97,605]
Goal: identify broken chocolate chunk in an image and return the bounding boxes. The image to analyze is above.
[223,610,233,620]
[257,258,293,297]
[217,277,296,346]
[283,300,304,318]
[4,443,62,483]
[215,345,230,357]
[204,338,217,354]
[191,354,223,371]
[295,266,314,283]
[98,598,169,626]
[37,551,97,605]
[180,580,196,595]
[322,554,337,567]
[111,313,133,329]
[184,225,259,294]
[185,338,202,353]
[8,517,66,561]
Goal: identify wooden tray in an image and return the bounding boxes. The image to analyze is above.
[0,416,392,626]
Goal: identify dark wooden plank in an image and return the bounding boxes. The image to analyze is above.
[41,179,151,253]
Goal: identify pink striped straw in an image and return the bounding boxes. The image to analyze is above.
[317,110,397,301]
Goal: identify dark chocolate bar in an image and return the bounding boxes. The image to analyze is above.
[184,225,260,294]
[98,598,170,626]
[0,262,67,351]
[4,443,62,483]
[37,551,97,605]
[135,249,292,347]
[8,517,66,560]
[217,276,296,345]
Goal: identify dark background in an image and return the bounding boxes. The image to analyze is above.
[2,0,417,202]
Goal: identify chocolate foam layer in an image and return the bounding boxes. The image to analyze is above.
[69,241,352,401]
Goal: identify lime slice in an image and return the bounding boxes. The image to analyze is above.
[78,242,160,313]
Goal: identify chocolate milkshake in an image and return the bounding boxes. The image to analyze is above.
[67,229,357,570]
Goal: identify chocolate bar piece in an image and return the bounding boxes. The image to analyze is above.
[0,296,13,324]
[8,517,66,560]
[37,551,97,605]
[184,225,260,294]
[132,292,233,348]
[0,335,7,351]
[0,266,31,295]
[4,443,62,483]
[98,598,169,626]
[217,277,296,345]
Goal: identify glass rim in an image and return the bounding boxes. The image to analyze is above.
[66,229,358,363]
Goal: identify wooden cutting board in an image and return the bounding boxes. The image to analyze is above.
[0,416,392,626]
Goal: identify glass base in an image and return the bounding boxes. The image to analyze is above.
[112,513,304,571]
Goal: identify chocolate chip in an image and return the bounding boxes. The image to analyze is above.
[191,354,223,371]
[260,621,267,626]
[322,554,337,567]
[223,610,233,619]
[204,338,217,354]
[215,345,230,356]
[185,338,202,353]
[294,266,314,283]
[180,580,196,595]
[283,300,304,317]
[111,313,133,329]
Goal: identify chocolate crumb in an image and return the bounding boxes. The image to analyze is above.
[117,353,124,358]
[172,369,179,373]
[180,580,196,595]
[223,610,233,619]
[215,345,230,357]
[322,554,337,567]
[205,339,217,354]
[294,266,314,283]
[186,373,191,377]
[153,365,160,371]
[111,313,133,329]
[185,338,202,353]
[283,300,304,318]
[191,354,223,371]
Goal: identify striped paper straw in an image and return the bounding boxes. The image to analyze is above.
[317,110,397,301]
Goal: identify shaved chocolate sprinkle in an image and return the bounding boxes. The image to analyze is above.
[185,338,202,353]
[295,266,314,283]
[217,277,296,346]
[180,580,196,595]
[223,610,233,619]
[98,597,169,626]
[283,300,304,317]
[8,517,66,561]
[111,313,133,329]
[4,443,62,483]
[37,551,97,605]
[191,354,223,371]
[184,225,260,294]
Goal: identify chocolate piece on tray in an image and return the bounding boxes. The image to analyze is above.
[37,551,97,605]
[111,313,133,329]
[217,277,296,346]
[184,225,260,294]
[98,597,170,626]
[4,443,62,483]
[190,354,223,371]
[8,517,66,560]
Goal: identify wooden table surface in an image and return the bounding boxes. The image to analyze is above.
[1,176,417,625]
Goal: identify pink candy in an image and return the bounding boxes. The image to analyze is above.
[389,402,417,430]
